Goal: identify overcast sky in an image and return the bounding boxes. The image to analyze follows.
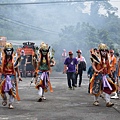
[110,1,120,16]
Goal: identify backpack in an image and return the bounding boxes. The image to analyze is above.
[78,61,86,71]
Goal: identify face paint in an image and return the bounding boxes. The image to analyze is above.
[6,49,13,56]
[41,49,48,56]
[100,49,107,57]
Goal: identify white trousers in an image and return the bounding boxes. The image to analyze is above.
[38,87,44,97]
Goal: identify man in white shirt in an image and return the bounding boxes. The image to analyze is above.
[75,50,86,87]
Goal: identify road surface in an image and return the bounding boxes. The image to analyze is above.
[0,72,120,120]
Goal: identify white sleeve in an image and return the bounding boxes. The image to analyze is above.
[83,57,86,63]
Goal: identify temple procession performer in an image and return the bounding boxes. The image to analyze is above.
[33,42,55,102]
[0,43,22,109]
[90,43,117,107]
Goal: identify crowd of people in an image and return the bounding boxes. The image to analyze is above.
[0,41,55,109]
[63,49,86,89]
[63,43,120,107]
[0,41,120,110]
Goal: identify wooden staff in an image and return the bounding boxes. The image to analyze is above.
[116,76,119,98]
[16,79,20,101]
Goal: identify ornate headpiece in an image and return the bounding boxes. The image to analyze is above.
[98,43,108,50]
[39,42,50,55]
[4,42,14,56]
[40,42,48,50]
[4,42,13,50]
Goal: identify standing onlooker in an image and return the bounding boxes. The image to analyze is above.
[75,50,86,87]
[117,57,120,94]
[20,50,27,77]
[87,65,94,93]
[111,53,119,99]
[61,49,67,62]
[63,51,78,90]
[109,49,117,83]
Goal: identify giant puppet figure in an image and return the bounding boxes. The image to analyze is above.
[90,43,117,107]
[0,43,21,109]
[33,42,55,102]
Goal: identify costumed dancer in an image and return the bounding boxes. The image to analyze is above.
[0,52,2,78]
[0,43,22,109]
[90,43,117,107]
[32,42,55,102]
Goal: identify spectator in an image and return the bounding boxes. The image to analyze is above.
[61,49,67,62]
[75,50,86,87]
[87,65,94,93]
[109,49,117,83]
[63,51,78,90]
[20,50,27,77]
[111,53,119,99]
[117,57,120,94]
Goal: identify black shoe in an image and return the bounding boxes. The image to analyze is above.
[69,87,72,90]
[74,84,77,87]
[2,101,7,106]
[37,98,42,102]
[79,85,81,87]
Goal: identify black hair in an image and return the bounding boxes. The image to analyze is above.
[115,53,119,57]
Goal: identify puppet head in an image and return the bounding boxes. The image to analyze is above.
[4,42,14,56]
[38,42,51,71]
[98,43,108,50]
[39,42,50,56]
[98,43,109,58]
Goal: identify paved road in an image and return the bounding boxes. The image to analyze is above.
[0,72,120,120]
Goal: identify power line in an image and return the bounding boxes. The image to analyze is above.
[0,15,59,35]
[7,40,32,45]
[0,22,40,37]
[0,0,114,6]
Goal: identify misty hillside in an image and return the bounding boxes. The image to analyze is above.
[0,0,113,43]
[0,0,86,43]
